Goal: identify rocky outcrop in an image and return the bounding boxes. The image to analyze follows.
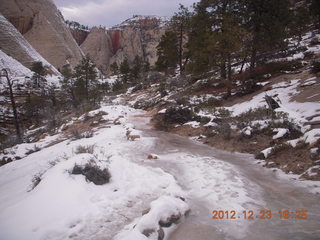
[0,14,58,75]
[80,27,113,73]
[79,15,167,73]
[109,15,167,67]
[0,0,83,70]
[70,28,89,46]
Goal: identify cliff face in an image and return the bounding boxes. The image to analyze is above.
[70,28,89,46]
[80,15,167,73]
[0,14,58,75]
[0,0,83,70]
[81,27,113,73]
[109,15,167,67]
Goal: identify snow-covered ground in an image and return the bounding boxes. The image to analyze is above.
[0,104,187,240]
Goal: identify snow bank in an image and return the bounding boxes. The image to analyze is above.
[115,196,189,240]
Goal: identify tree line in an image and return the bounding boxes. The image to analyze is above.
[156,0,320,95]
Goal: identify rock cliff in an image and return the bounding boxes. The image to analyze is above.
[0,14,58,75]
[70,28,89,46]
[80,15,167,73]
[0,0,83,70]
[81,27,113,73]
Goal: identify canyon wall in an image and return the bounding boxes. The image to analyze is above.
[80,15,167,73]
[0,0,83,70]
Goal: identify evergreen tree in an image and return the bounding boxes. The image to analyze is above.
[244,0,291,69]
[131,55,143,82]
[60,64,77,107]
[310,0,320,30]
[119,58,131,83]
[170,4,192,74]
[31,61,47,88]
[290,5,311,43]
[74,55,98,104]
[110,62,119,75]
[156,31,179,74]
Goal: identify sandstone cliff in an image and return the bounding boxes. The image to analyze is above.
[81,27,113,73]
[70,28,89,46]
[80,15,167,73]
[0,0,83,70]
[109,15,167,67]
[0,14,58,75]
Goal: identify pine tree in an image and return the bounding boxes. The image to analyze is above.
[60,64,77,107]
[170,4,192,74]
[156,31,179,74]
[131,55,143,82]
[244,0,291,70]
[310,0,320,30]
[74,55,98,104]
[31,61,47,88]
[119,58,131,83]
[110,62,119,75]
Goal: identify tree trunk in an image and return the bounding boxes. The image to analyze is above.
[220,61,227,80]
[250,46,257,71]
[4,73,22,142]
[239,56,246,74]
[85,72,89,102]
[179,24,183,75]
[226,53,232,97]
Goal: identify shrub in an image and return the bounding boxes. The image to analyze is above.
[163,107,194,125]
[112,80,125,92]
[26,145,41,155]
[303,51,314,59]
[28,173,43,191]
[157,83,168,97]
[211,122,232,140]
[310,37,320,46]
[311,61,320,73]
[235,107,273,129]
[71,163,111,185]
[132,83,143,93]
[71,129,93,140]
[269,143,291,157]
[74,145,95,154]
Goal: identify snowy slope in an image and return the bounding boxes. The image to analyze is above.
[0,50,33,77]
[0,105,187,240]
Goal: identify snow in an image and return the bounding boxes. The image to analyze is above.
[303,129,320,145]
[184,121,200,128]
[272,128,288,140]
[158,108,166,114]
[242,126,253,136]
[310,147,318,155]
[226,78,320,133]
[114,196,189,240]
[0,50,33,77]
[261,147,273,158]
[0,104,186,240]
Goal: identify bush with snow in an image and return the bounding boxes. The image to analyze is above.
[71,163,111,185]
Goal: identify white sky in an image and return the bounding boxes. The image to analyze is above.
[52,0,198,28]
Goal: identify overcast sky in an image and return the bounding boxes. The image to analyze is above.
[52,0,198,28]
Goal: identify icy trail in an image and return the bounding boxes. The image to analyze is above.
[0,105,319,240]
[128,115,320,240]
